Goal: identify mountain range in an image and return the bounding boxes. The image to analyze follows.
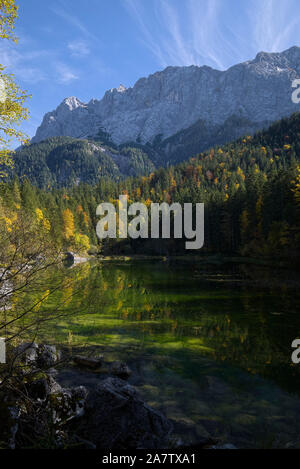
[13,46,300,187]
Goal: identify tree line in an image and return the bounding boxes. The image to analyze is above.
[0,112,300,261]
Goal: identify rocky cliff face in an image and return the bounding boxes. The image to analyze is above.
[32,47,300,147]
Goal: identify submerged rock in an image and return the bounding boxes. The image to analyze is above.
[79,377,173,449]
[110,361,132,380]
[73,355,103,370]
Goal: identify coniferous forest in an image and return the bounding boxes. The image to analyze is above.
[2,112,300,262]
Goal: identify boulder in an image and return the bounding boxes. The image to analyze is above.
[65,252,88,265]
[48,385,88,425]
[37,345,61,369]
[25,372,62,401]
[18,375,88,446]
[79,377,173,449]
[26,374,50,402]
[15,342,39,365]
[14,343,60,370]
[0,344,90,448]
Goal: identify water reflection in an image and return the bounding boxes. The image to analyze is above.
[8,260,300,448]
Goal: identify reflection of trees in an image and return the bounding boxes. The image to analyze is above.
[97,263,300,390]
[12,260,300,393]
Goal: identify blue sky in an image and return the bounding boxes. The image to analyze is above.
[2,0,300,139]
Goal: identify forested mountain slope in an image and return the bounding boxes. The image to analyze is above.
[11,137,156,188]
[1,113,300,260]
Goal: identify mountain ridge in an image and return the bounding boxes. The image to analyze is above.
[32,46,300,148]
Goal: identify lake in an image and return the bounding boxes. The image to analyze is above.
[10,259,300,448]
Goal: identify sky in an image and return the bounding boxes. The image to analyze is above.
[2,0,300,139]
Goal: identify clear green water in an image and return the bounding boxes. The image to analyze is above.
[10,260,300,448]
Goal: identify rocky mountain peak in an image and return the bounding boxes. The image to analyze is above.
[116,84,127,93]
[32,46,300,147]
[60,96,84,111]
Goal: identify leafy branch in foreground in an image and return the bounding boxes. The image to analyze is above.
[0,0,31,174]
[0,0,18,42]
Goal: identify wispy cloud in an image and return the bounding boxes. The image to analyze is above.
[124,0,167,67]
[0,28,82,86]
[250,0,300,53]
[124,0,240,69]
[124,0,300,70]
[0,40,48,84]
[50,4,98,42]
[160,0,230,69]
[55,62,79,84]
[14,67,46,85]
[67,39,90,57]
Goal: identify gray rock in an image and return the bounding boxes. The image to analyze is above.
[14,343,60,369]
[0,364,88,448]
[80,377,173,449]
[48,385,88,425]
[37,345,61,369]
[65,252,88,265]
[32,46,300,150]
[25,373,62,401]
[15,342,39,365]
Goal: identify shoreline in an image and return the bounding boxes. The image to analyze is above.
[92,254,297,270]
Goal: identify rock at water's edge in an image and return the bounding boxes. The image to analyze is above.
[79,377,173,449]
